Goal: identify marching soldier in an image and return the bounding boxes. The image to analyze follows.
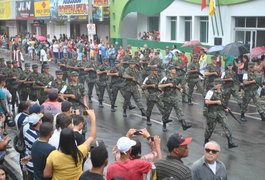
[186,54,205,105]
[122,58,146,117]
[241,62,265,122]
[64,71,88,136]
[96,58,112,108]
[66,52,79,78]
[142,67,171,131]
[29,64,41,101]
[19,63,33,101]
[148,52,163,78]
[221,62,242,107]
[140,56,150,83]
[51,70,67,92]
[85,57,98,103]
[77,54,89,85]
[58,53,69,81]
[204,78,238,148]
[204,56,220,92]
[159,65,192,131]
[174,55,187,103]
[35,64,54,104]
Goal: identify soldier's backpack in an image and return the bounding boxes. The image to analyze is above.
[13,122,27,153]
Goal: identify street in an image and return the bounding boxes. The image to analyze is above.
[2,50,265,180]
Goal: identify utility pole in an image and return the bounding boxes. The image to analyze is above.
[88,0,94,42]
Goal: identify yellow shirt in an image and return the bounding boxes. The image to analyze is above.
[46,144,88,180]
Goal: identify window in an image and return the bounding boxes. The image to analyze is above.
[184,16,192,41]
[200,16,208,43]
[170,17,177,41]
[112,12,115,20]
[149,17,159,32]
[113,25,116,32]
[258,17,265,28]
[235,17,245,27]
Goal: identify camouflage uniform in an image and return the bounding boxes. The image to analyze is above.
[160,66,191,131]
[86,59,98,103]
[77,60,89,84]
[149,57,163,78]
[58,57,69,81]
[51,71,67,92]
[204,79,238,148]
[96,61,111,107]
[36,66,54,104]
[29,65,41,101]
[122,60,146,117]
[241,62,265,121]
[6,63,25,108]
[66,58,78,77]
[186,61,205,103]
[221,67,242,107]
[109,62,125,111]
[174,59,187,102]
[143,68,166,126]
[204,63,220,92]
[19,63,32,101]
[140,57,150,83]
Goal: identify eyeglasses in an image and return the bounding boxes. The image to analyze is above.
[205,148,219,154]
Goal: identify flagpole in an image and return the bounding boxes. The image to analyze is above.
[217,0,224,36]
[214,13,219,36]
[211,16,215,36]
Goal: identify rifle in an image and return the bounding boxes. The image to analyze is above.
[120,76,142,86]
[221,103,242,124]
[173,84,193,99]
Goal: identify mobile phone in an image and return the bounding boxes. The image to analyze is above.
[134,130,142,135]
[71,110,76,114]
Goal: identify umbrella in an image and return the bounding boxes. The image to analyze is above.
[246,46,265,58]
[221,42,249,57]
[192,46,208,54]
[207,45,224,53]
[35,35,47,41]
[182,40,200,47]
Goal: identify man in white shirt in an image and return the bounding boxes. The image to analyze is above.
[191,141,227,180]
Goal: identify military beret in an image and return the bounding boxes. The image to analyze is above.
[70,71,79,76]
[25,63,30,67]
[213,78,223,85]
[43,64,50,69]
[32,64,38,68]
[56,70,63,75]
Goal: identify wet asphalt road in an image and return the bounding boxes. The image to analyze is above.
[2,50,265,180]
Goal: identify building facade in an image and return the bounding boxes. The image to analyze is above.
[0,0,110,41]
[110,0,265,48]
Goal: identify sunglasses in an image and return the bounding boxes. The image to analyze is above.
[205,148,219,154]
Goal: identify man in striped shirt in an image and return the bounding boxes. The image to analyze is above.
[23,113,43,180]
[155,133,192,180]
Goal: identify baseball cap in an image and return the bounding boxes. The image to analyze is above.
[25,63,30,67]
[151,67,158,71]
[167,133,192,152]
[32,64,38,68]
[55,70,63,75]
[61,101,72,112]
[116,137,136,154]
[12,61,18,64]
[29,103,41,114]
[28,113,43,125]
[43,64,50,69]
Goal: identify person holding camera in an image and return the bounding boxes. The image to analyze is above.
[113,128,162,162]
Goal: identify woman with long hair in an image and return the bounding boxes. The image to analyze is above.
[44,109,96,180]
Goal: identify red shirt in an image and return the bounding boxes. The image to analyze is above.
[181,55,188,67]
[106,159,152,180]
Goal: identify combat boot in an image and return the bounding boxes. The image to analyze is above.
[146,116,152,126]
[99,101,104,108]
[188,98,193,105]
[179,119,192,130]
[128,103,136,110]
[227,136,238,149]
[240,113,246,122]
[162,123,167,132]
[88,96,92,103]
[123,108,127,117]
[259,112,265,121]
[111,105,116,112]
[140,109,146,116]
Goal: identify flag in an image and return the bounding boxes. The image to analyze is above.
[209,0,216,16]
[201,0,206,10]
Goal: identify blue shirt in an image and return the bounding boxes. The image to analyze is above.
[0,88,6,113]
